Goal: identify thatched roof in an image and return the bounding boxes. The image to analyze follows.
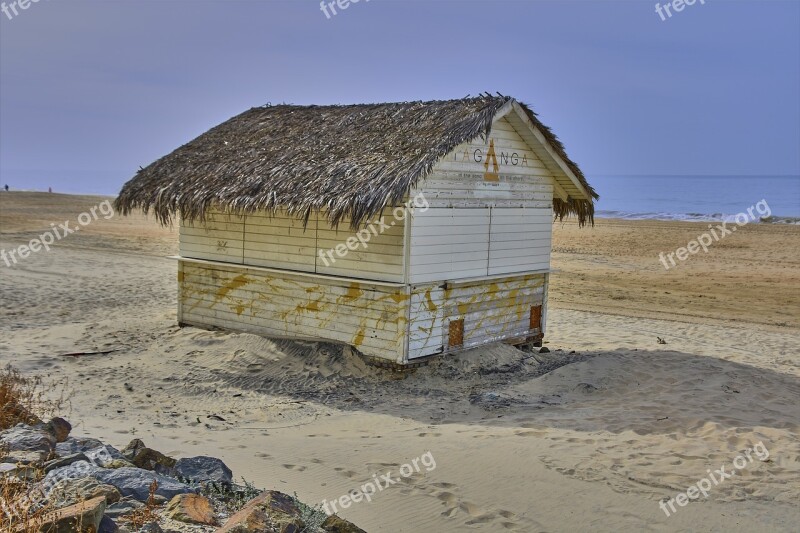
[115,94,598,228]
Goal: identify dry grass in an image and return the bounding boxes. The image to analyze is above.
[0,465,57,533]
[1,365,72,532]
[120,479,161,529]
[0,365,70,431]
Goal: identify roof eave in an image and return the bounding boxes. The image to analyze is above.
[496,101,593,202]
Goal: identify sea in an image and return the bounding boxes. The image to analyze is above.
[593,175,800,223]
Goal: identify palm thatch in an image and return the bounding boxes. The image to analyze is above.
[115,94,597,228]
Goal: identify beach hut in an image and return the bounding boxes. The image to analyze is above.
[115,95,597,366]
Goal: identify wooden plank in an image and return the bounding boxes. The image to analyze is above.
[181,301,403,341]
[490,231,552,244]
[410,233,490,247]
[243,227,317,240]
[181,271,408,309]
[180,311,404,359]
[179,249,243,264]
[180,227,244,240]
[417,178,552,192]
[409,264,488,282]
[181,261,406,291]
[409,241,489,256]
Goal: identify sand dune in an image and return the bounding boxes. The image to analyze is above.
[1,192,799,532]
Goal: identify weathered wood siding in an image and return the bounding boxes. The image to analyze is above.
[409,117,554,283]
[178,208,405,283]
[316,209,405,283]
[407,273,547,359]
[178,259,409,363]
[180,212,246,264]
[243,210,317,273]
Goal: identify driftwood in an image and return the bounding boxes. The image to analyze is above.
[58,349,118,357]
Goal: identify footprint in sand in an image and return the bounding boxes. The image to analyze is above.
[282,464,307,472]
[333,467,358,479]
[514,430,546,437]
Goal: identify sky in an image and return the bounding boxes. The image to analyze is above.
[0,0,799,196]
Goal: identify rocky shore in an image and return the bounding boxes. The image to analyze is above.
[1,415,365,532]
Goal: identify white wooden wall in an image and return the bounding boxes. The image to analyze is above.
[179,208,405,283]
[409,117,555,283]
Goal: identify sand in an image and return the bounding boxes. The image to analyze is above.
[1,191,798,532]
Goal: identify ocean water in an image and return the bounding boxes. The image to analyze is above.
[593,175,800,223]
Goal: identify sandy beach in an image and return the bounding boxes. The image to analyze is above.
[1,191,798,532]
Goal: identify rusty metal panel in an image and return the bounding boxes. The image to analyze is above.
[530,305,542,331]
[448,319,464,348]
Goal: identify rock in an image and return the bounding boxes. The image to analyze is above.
[539,346,551,353]
[174,456,233,486]
[106,459,136,469]
[120,438,146,460]
[37,495,106,533]
[104,498,144,519]
[94,467,194,502]
[139,523,163,533]
[56,436,105,456]
[121,439,176,472]
[45,417,72,443]
[0,462,38,481]
[44,452,90,473]
[165,493,217,526]
[85,445,127,467]
[322,515,367,533]
[217,491,304,533]
[43,460,102,488]
[98,515,120,533]
[1,449,46,464]
[0,424,56,455]
[47,476,122,507]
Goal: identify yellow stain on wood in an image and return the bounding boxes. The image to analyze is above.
[424,289,437,311]
[234,302,246,316]
[215,274,250,301]
[295,299,323,313]
[388,293,410,304]
[343,282,363,302]
[177,271,184,283]
[352,328,365,347]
